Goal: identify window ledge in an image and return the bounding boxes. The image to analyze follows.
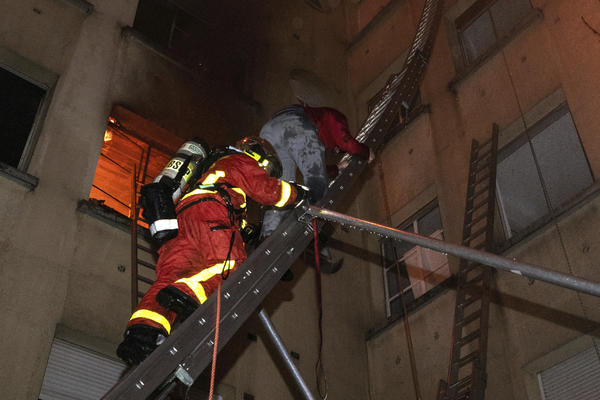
[0,162,39,190]
[59,0,94,15]
[77,198,150,237]
[366,275,456,341]
[449,8,543,92]
[496,182,600,254]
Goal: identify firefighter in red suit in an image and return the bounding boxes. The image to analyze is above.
[117,137,307,365]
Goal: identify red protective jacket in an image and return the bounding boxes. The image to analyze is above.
[303,105,370,160]
[128,152,299,334]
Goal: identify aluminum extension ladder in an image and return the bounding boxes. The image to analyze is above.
[437,126,500,400]
[103,0,444,397]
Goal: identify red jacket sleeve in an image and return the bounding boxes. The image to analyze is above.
[223,154,298,208]
[304,106,370,160]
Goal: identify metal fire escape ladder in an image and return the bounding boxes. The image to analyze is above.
[104,0,443,398]
[130,165,158,313]
[437,126,500,400]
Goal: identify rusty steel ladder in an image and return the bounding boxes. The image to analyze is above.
[437,125,499,400]
[129,165,158,313]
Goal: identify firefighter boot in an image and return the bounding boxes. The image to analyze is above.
[156,286,199,322]
[117,324,167,365]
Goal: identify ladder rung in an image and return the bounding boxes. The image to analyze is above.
[137,259,156,270]
[455,351,480,368]
[449,375,472,391]
[456,311,481,327]
[136,244,155,254]
[137,275,154,285]
[470,162,490,176]
[467,185,490,202]
[463,225,488,243]
[464,273,484,286]
[461,262,483,275]
[474,173,490,186]
[458,293,481,309]
[456,329,481,346]
[137,291,145,299]
[471,196,490,212]
[466,212,487,229]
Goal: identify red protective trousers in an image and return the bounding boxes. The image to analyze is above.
[128,153,298,335]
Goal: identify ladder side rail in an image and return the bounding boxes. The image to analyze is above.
[471,125,500,400]
[447,139,483,390]
[130,165,139,313]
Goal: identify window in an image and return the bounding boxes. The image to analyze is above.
[496,104,594,244]
[133,0,207,68]
[0,66,47,170]
[537,346,600,399]
[456,0,533,67]
[88,107,181,219]
[381,202,450,318]
[39,338,126,400]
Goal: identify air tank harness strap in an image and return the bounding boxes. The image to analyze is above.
[177,182,241,280]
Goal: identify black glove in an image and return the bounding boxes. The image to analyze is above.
[291,182,310,206]
[241,222,261,246]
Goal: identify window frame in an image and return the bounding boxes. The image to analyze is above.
[0,65,53,168]
[450,0,540,84]
[381,200,450,319]
[495,103,596,250]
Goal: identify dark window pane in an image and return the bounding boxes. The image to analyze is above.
[133,0,177,49]
[0,68,45,168]
[531,113,593,209]
[386,266,400,297]
[389,296,403,317]
[490,0,532,39]
[417,206,442,236]
[497,142,549,236]
[380,239,397,268]
[461,11,496,63]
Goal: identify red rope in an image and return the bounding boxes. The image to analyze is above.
[208,283,222,400]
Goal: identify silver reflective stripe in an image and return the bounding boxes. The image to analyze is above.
[149,219,179,236]
[39,338,126,400]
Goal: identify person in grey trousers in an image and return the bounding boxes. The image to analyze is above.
[258,104,373,274]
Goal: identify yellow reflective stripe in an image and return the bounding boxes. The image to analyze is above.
[181,188,217,201]
[275,181,292,207]
[175,260,237,304]
[202,170,225,185]
[130,310,171,334]
[240,219,248,228]
[232,187,247,208]
[174,277,208,304]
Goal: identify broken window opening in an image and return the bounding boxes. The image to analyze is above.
[88,107,181,224]
[0,66,47,171]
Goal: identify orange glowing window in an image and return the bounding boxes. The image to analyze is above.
[89,106,183,220]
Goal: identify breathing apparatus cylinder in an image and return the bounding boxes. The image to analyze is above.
[141,139,208,241]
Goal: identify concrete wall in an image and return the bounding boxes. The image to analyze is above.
[343,0,600,399]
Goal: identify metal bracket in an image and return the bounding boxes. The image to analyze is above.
[174,365,194,387]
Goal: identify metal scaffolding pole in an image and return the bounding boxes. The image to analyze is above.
[257,308,317,400]
[306,206,600,297]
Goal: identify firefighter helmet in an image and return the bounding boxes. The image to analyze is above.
[236,136,283,178]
